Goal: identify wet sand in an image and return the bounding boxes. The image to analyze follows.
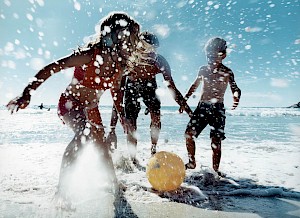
[1,197,299,217]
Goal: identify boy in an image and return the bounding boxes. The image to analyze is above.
[107,32,192,163]
[181,37,241,175]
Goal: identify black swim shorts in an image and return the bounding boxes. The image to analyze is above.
[186,102,226,140]
[124,78,161,119]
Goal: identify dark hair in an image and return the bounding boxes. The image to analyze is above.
[140,31,159,48]
[76,12,139,52]
[100,12,139,35]
[205,37,227,57]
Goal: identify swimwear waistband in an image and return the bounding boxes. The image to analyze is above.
[198,101,224,109]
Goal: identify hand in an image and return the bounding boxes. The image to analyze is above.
[106,131,117,149]
[179,105,193,118]
[231,97,239,110]
[6,94,31,114]
[120,116,131,134]
[178,106,184,114]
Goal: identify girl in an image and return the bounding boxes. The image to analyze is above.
[6,12,140,198]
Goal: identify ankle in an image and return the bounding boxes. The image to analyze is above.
[188,155,195,163]
[151,144,156,155]
[185,161,196,169]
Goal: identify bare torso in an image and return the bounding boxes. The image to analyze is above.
[199,64,232,103]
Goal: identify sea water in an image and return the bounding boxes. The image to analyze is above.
[0,105,300,216]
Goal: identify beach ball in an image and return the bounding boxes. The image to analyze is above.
[146,151,186,191]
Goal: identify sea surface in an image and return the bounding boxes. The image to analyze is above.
[0,105,300,217]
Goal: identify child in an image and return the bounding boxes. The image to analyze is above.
[106,32,192,163]
[181,37,241,175]
[6,12,140,198]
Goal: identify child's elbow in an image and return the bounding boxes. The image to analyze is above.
[233,88,241,99]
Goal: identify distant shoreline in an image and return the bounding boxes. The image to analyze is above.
[1,105,300,109]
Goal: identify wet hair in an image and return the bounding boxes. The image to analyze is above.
[100,12,138,33]
[79,12,140,50]
[140,31,159,48]
[125,32,159,75]
[204,37,227,58]
[100,12,140,45]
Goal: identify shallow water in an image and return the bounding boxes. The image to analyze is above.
[0,106,300,217]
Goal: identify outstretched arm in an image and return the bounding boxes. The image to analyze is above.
[157,55,193,117]
[178,68,203,113]
[6,50,93,114]
[229,71,241,110]
[183,69,203,101]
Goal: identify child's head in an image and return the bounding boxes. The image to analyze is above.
[137,31,159,53]
[100,12,140,36]
[204,37,227,63]
[89,12,140,50]
[140,31,160,48]
[84,12,140,50]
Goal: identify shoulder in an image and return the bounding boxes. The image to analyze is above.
[198,65,209,75]
[221,64,233,74]
[155,54,170,70]
[156,54,168,65]
[60,47,96,67]
[199,65,209,71]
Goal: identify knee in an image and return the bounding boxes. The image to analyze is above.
[211,137,221,150]
[150,121,161,129]
[185,129,194,140]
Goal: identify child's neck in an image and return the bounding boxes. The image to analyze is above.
[208,61,222,68]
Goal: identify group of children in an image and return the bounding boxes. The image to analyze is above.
[6,12,241,198]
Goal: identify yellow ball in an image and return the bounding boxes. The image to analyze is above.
[146,151,186,191]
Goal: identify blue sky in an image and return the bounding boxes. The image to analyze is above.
[0,0,299,108]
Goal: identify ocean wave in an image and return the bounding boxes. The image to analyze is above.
[226,108,300,117]
[160,107,300,117]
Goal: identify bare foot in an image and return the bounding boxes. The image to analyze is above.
[215,170,226,177]
[185,161,196,169]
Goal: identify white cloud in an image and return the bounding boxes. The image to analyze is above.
[245,26,263,32]
[243,92,282,101]
[240,92,283,107]
[1,60,16,69]
[29,58,45,70]
[176,1,187,8]
[173,52,187,62]
[4,42,14,53]
[73,1,81,11]
[270,78,289,88]
[153,24,170,38]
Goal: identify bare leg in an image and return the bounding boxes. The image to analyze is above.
[211,137,221,172]
[92,127,120,193]
[86,106,120,192]
[57,111,87,196]
[57,109,119,196]
[185,130,196,169]
[149,111,161,155]
[126,118,138,162]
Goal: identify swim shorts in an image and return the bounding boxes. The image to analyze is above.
[124,78,161,119]
[186,102,226,140]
